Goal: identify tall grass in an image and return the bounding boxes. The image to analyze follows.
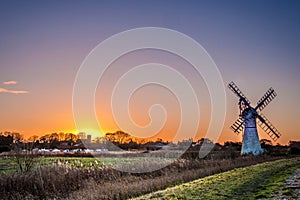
[0,154,286,199]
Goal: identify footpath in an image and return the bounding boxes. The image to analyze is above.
[277,168,300,199]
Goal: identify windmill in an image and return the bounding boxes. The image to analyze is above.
[228,81,281,155]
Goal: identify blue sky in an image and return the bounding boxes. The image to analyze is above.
[0,1,299,144]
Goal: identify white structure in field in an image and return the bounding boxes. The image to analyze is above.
[241,107,263,155]
[228,82,281,155]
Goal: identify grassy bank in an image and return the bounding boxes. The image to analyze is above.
[135,157,300,200]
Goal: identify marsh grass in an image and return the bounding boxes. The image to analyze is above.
[0,154,291,199]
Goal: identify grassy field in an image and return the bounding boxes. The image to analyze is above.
[0,156,103,173]
[0,154,297,199]
[0,155,173,174]
[135,157,300,199]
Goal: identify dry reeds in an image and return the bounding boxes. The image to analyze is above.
[0,154,284,199]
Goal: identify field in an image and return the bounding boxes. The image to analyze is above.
[1,153,299,199]
[0,154,174,174]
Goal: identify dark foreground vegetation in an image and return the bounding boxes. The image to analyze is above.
[0,153,294,200]
[1,131,300,199]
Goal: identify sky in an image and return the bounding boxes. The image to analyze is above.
[0,0,299,144]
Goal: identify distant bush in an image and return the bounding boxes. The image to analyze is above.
[290,147,300,155]
[0,145,11,153]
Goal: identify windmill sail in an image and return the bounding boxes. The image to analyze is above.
[257,113,281,141]
[230,117,244,134]
[255,88,277,111]
[228,82,251,107]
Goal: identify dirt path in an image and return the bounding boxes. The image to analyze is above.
[277,168,300,199]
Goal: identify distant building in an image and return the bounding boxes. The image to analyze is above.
[87,134,92,143]
[78,132,86,140]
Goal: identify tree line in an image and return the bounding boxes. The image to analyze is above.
[1,131,300,155]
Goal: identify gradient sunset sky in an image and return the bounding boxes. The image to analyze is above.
[0,1,299,144]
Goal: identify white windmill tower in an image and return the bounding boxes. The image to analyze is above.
[228,82,281,155]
